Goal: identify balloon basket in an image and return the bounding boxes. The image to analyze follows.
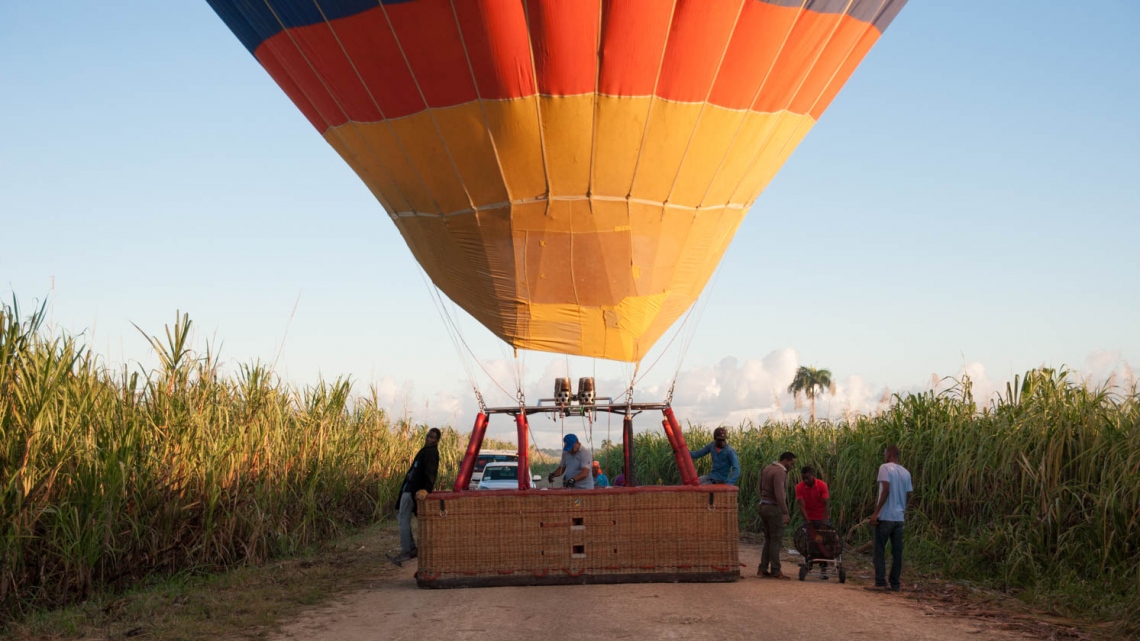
[415,485,739,588]
[418,392,739,588]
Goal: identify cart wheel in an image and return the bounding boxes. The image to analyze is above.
[838,567,847,584]
[798,565,809,581]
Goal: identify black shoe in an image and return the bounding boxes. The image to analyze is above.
[386,552,404,567]
[408,548,418,559]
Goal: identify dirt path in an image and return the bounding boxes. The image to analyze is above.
[272,543,1022,641]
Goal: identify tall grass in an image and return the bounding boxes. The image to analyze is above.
[598,372,1140,633]
[0,300,509,619]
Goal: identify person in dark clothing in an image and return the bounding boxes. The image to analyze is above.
[387,428,441,566]
[758,451,796,579]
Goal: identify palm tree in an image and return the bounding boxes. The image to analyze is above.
[787,366,834,422]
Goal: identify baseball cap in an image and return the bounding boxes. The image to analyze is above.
[563,433,579,452]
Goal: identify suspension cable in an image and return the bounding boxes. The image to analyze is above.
[418,271,514,409]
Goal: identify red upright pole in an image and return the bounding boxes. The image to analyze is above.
[516,412,530,490]
[663,407,700,486]
[452,412,488,492]
[661,419,684,479]
[661,418,693,485]
[622,415,635,487]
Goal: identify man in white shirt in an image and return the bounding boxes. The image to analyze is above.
[866,445,912,592]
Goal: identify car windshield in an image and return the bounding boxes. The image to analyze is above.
[483,465,520,481]
[474,454,515,472]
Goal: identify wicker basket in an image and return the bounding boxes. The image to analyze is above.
[416,485,740,588]
[793,523,844,560]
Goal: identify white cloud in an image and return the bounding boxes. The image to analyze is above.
[363,350,1135,446]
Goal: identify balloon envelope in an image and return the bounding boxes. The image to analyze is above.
[207,0,906,361]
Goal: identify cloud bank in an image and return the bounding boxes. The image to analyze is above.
[366,349,1136,449]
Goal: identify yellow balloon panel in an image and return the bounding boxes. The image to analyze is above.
[327,102,812,361]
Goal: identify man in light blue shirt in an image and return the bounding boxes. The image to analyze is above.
[690,427,740,485]
[867,445,913,592]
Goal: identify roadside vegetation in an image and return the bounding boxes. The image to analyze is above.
[0,301,513,623]
[3,299,1137,636]
[598,369,1140,635]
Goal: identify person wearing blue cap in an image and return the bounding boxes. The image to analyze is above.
[547,433,594,489]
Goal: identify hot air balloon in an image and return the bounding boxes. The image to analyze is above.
[206,0,905,362]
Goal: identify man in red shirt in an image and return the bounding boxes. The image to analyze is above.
[795,466,830,526]
[795,466,833,579]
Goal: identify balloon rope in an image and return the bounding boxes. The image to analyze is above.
[671,265,724,383]
[627,291,700,390]
[419,271,514,407]
[604,407,612,474]
[622,261,725,404]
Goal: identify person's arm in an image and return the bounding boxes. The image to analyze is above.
[425,450,439,492]
[548,465,565,482]
[794,483,808,521]
[690,443,711,460]
[870,480,890,524]
[727,449,740,485]
[775,472,789,523]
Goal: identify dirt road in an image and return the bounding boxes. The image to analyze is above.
[274,543,1020,641]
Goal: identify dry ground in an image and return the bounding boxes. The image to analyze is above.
[8,525,1117,641]
[274,544,1024,641]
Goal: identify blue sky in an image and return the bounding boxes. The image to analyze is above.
[2,2,1137,439]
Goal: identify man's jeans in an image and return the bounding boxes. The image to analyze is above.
[398,492,416,554]
[758,504,786,575]
[873,520,904,589]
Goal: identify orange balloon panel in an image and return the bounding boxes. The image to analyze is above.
[208,0,907,361]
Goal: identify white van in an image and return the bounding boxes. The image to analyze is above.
[469,449,518,489]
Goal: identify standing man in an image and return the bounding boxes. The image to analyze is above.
[690,427,741,485]
[548,433,594,489]
[866,445,913,592]
[758,451,796,579]
[388,428,441,566]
